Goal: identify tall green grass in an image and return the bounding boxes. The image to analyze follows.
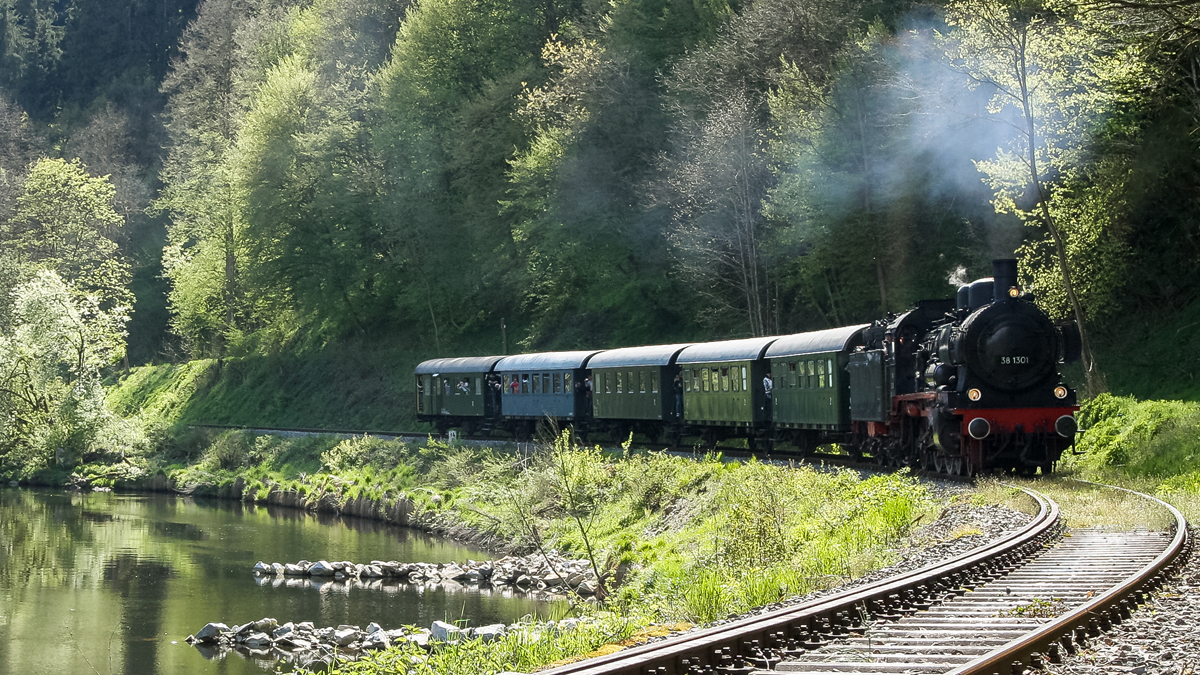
[106,340,425,431]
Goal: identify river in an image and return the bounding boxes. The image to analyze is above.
[0,488,562,674]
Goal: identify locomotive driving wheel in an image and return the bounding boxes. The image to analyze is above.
[947,456,963,476]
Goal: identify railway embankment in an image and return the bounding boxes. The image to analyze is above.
[68,362,1200,674]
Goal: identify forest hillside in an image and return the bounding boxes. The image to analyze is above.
[3,0,1200,442]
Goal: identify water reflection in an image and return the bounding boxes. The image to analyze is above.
[0,488,561,675]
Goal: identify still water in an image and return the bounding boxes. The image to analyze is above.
[0,488,560,674]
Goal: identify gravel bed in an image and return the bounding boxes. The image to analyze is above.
[1049,526,1199,675]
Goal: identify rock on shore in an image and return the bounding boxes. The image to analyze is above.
[252,550,602,595]
[186,616,586,669]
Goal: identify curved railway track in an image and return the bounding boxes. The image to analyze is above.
[536,484,1190,675]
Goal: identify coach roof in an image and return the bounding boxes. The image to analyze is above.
[414,356,504,375]
[495,350,604,371]
[676,336,781,364]
[587,344,694,368]
[765,324,869,358]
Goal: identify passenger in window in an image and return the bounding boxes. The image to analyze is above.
[489,375,503,413]
[763,372,773,418]
[510,376,520,394]
[674,373,683,418]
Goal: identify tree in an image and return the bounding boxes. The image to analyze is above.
[6,157,131,310]
[942,0,1146,395]
[156,0,261,356]
[0,270,129,475]
[0,88,40,223]
[0,0,66,114]
[662,90,775,336]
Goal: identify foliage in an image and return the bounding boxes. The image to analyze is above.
[0,270,129,477]
[1067,393,1200,475]
[5,157,131,310]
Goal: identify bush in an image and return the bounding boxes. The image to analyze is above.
[322,435,413,472]
[202,431,250,470]
[1069,394,1200,474]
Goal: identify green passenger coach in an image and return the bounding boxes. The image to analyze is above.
[765,325,868,445]
[415,356,504,433]
[677,336,779,434]
[589,344,693,439]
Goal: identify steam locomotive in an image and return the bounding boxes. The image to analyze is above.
[416,259,1080,476]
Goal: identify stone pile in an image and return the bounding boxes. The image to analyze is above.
[187,616,586,669]
[253,550,602,595]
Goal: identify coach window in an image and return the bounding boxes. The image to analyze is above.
[701,368,710,392]
[564,372,573,392]
[553,373,562,393]
[543,373,551,393]
[741,366,748,391]
[639,371,646,394]
[522,374,530,394]
[652,372,660,393]
[533,373,542,394]
[828,359,835,386]
[616,371,623,393]
[806,360,815,388]
[628,371,634,394]
[731,368,739,392]
[817,360,826,388]
[475,377,482,395]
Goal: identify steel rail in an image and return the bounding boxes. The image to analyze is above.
[538,488,1060,675]
[948,481,1192,675]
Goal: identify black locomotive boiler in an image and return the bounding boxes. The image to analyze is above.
[416,259,1080,476]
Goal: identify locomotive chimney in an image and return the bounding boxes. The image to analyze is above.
[993,258,1019,302]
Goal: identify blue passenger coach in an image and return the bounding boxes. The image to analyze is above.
[495,351,602,431]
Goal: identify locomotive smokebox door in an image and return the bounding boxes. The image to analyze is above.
[848,350,887,422]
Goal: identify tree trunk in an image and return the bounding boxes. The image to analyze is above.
[1015,26,1105,396]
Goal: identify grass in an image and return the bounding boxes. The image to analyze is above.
[973,477,1177,530]
[1038,392,1200,524]
[106,339,428,431]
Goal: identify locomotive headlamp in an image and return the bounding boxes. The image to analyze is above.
[967,388,982,402]
[1008,287,1020,298]
[1054,385,1068,399]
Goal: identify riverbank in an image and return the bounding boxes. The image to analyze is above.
[49,427,956,671]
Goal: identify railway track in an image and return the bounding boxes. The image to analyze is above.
[536,484,1190,675]
[187,424,973,481]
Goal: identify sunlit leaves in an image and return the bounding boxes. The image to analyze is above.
[0,270,128,473]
